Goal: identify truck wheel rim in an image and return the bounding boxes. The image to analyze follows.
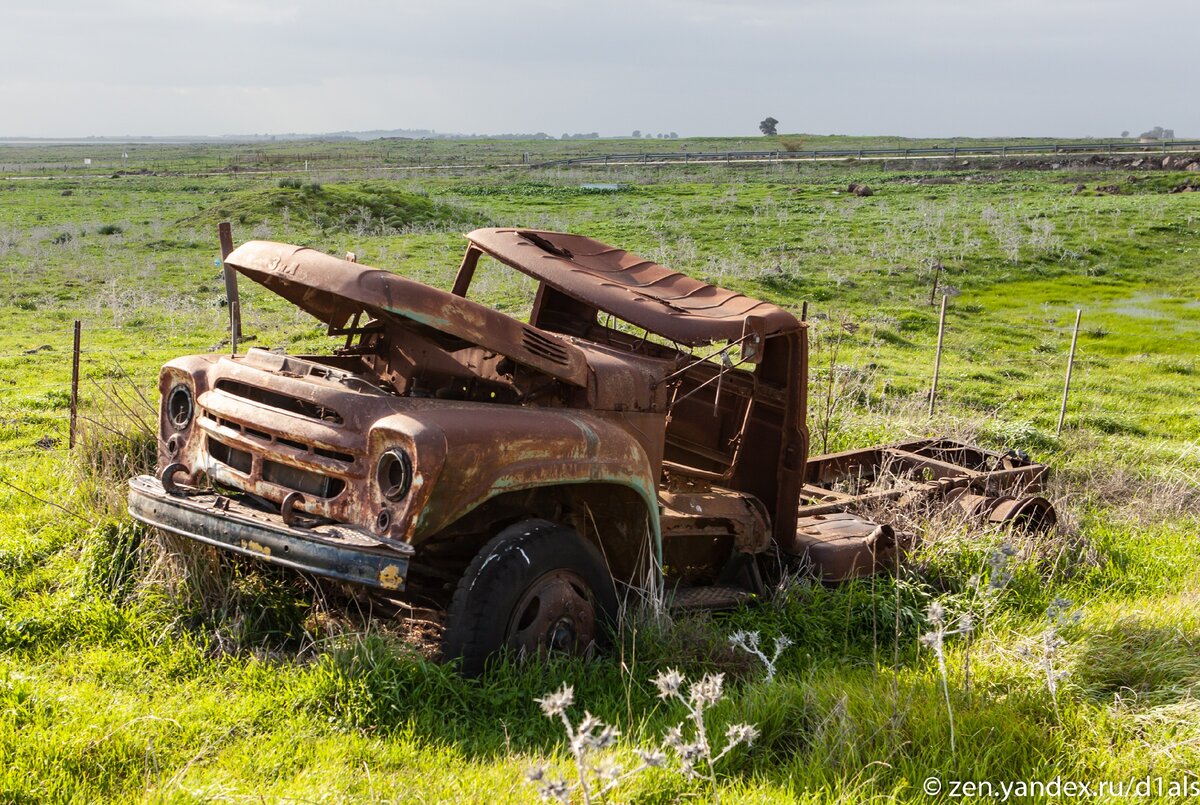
[508,570,596,657]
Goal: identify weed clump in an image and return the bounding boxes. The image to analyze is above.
[526,668,758,803]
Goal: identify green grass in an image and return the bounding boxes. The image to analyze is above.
[1,137,1198,802]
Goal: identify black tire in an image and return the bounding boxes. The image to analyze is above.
[441,519,618,676]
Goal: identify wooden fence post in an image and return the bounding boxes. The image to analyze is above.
[1057,309,1082,435]
[218,222,241,354]
[928,260,943,307]
[69,320,81,449]
[929,295,947,417]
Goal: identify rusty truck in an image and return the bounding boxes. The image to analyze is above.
[128,228,1055,674]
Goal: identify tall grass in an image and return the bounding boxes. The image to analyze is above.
[0,145,1197,800]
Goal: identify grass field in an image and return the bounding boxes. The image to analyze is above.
[1,137,1198,803]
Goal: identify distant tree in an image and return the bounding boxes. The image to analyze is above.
[632,130,641,138]
[759,117,779,136]
[1121,130,1130,138]
[561,133,570,140]
[669,132,679,139]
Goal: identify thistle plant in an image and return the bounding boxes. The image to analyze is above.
[729,630,793,682]
[653,668,759,804]
[919,600,974,755]
[964,541,1017,695]
[1020,597,1080,724]
[526,684,664,804]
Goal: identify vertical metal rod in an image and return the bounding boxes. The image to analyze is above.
[801,301,808,322]
[1057,309,1082,435]
[218,222,241,354]
[928,260,943,307]
[928,295,947,417]
[69,320,80,449]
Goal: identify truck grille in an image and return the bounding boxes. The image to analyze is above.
[262,459,346,498]
[199,409,355,465]
[215,378,343,424]
[207,437,252,473]
[207,436,347,499]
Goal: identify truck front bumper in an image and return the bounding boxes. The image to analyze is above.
[127,475,411,591]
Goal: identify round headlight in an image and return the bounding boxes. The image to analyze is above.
[376,448,413,501]
[167,384,194,431]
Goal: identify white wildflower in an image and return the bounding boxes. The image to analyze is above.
[594,756,622,784]
[536,684,574,718]
[577,711,602,736]
[653,668,685,700]
[689,673,725,707]
[927,600,945,625]
[536,776,570,803]
[636,748,667,768]
[728,629,760,650]
[730,630,793,681]
[725,722,759,747]
[593,723,620,750]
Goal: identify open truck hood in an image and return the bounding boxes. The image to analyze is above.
[223,240,591,387]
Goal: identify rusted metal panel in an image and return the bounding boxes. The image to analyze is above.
[464,229,801,346]
[128,475,411,591]
[130,227,1054,616]
[789,512,896,581]
[156,349,663,561]
[660,488,771,554]
[223,241,591,388]
[947,489,1058,531]
[799,438,1050,517]
[375,406,663,553]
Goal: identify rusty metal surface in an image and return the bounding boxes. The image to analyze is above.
[666,585,753,611]
[156,349,663,559]
[212,237,810,570]
[128,475,411,591]
[224,241,591,388]
[799,438,1051,517]
[507,568,596,656]
[985,494,1057,531]
[464,228,801,346]
[130,228,1053,607]
[790,512,896,581]
[660,488,771,554]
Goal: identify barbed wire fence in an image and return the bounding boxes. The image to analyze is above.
[8,292,1194,510]
[0,320,162,464]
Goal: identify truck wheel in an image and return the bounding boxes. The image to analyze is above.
[441,519,618,676]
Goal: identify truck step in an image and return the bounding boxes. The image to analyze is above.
[667,586,753,612]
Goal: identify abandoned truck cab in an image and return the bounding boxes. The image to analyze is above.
[129,228,1054,674]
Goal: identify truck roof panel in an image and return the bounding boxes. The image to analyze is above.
[466,228,801,346]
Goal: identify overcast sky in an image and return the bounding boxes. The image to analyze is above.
[1,0,1193,139]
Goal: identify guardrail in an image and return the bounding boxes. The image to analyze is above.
[534,140,1200,168]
